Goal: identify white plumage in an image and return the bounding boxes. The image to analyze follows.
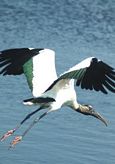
[32,49,57,97]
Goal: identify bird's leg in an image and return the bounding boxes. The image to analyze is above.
[0,107,43,142]
[9,111,49,148]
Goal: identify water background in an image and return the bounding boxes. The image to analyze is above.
[0,0,115,163]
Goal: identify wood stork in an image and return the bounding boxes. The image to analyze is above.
[0,48,114,147]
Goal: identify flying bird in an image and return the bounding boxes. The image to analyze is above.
[0,48,114,147]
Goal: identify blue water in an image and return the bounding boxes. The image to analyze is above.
[0,0,115,163]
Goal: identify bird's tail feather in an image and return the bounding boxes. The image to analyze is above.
[23,97,55,106]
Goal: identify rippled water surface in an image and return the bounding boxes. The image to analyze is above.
[0,0,115,164]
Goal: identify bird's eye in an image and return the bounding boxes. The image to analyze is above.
[88,105,93,110]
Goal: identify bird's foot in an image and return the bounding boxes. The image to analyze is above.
[9,136,22,148]
[0,129,15,141]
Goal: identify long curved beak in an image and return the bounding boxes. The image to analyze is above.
[76,105,108,126]
[90,110,108,126]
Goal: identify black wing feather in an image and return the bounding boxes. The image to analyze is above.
[77,58,115,94]
[0,48,43,75]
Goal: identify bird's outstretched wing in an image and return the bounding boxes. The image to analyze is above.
[0,48,57,97]
[46,57,115,94]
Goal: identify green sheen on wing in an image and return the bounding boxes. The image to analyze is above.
[23,59,33,90]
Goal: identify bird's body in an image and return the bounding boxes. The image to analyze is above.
[43,79,78,111]
[0,48,114,147]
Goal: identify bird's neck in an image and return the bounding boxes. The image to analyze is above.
[73,103,89,114]
[78,104,87,113]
